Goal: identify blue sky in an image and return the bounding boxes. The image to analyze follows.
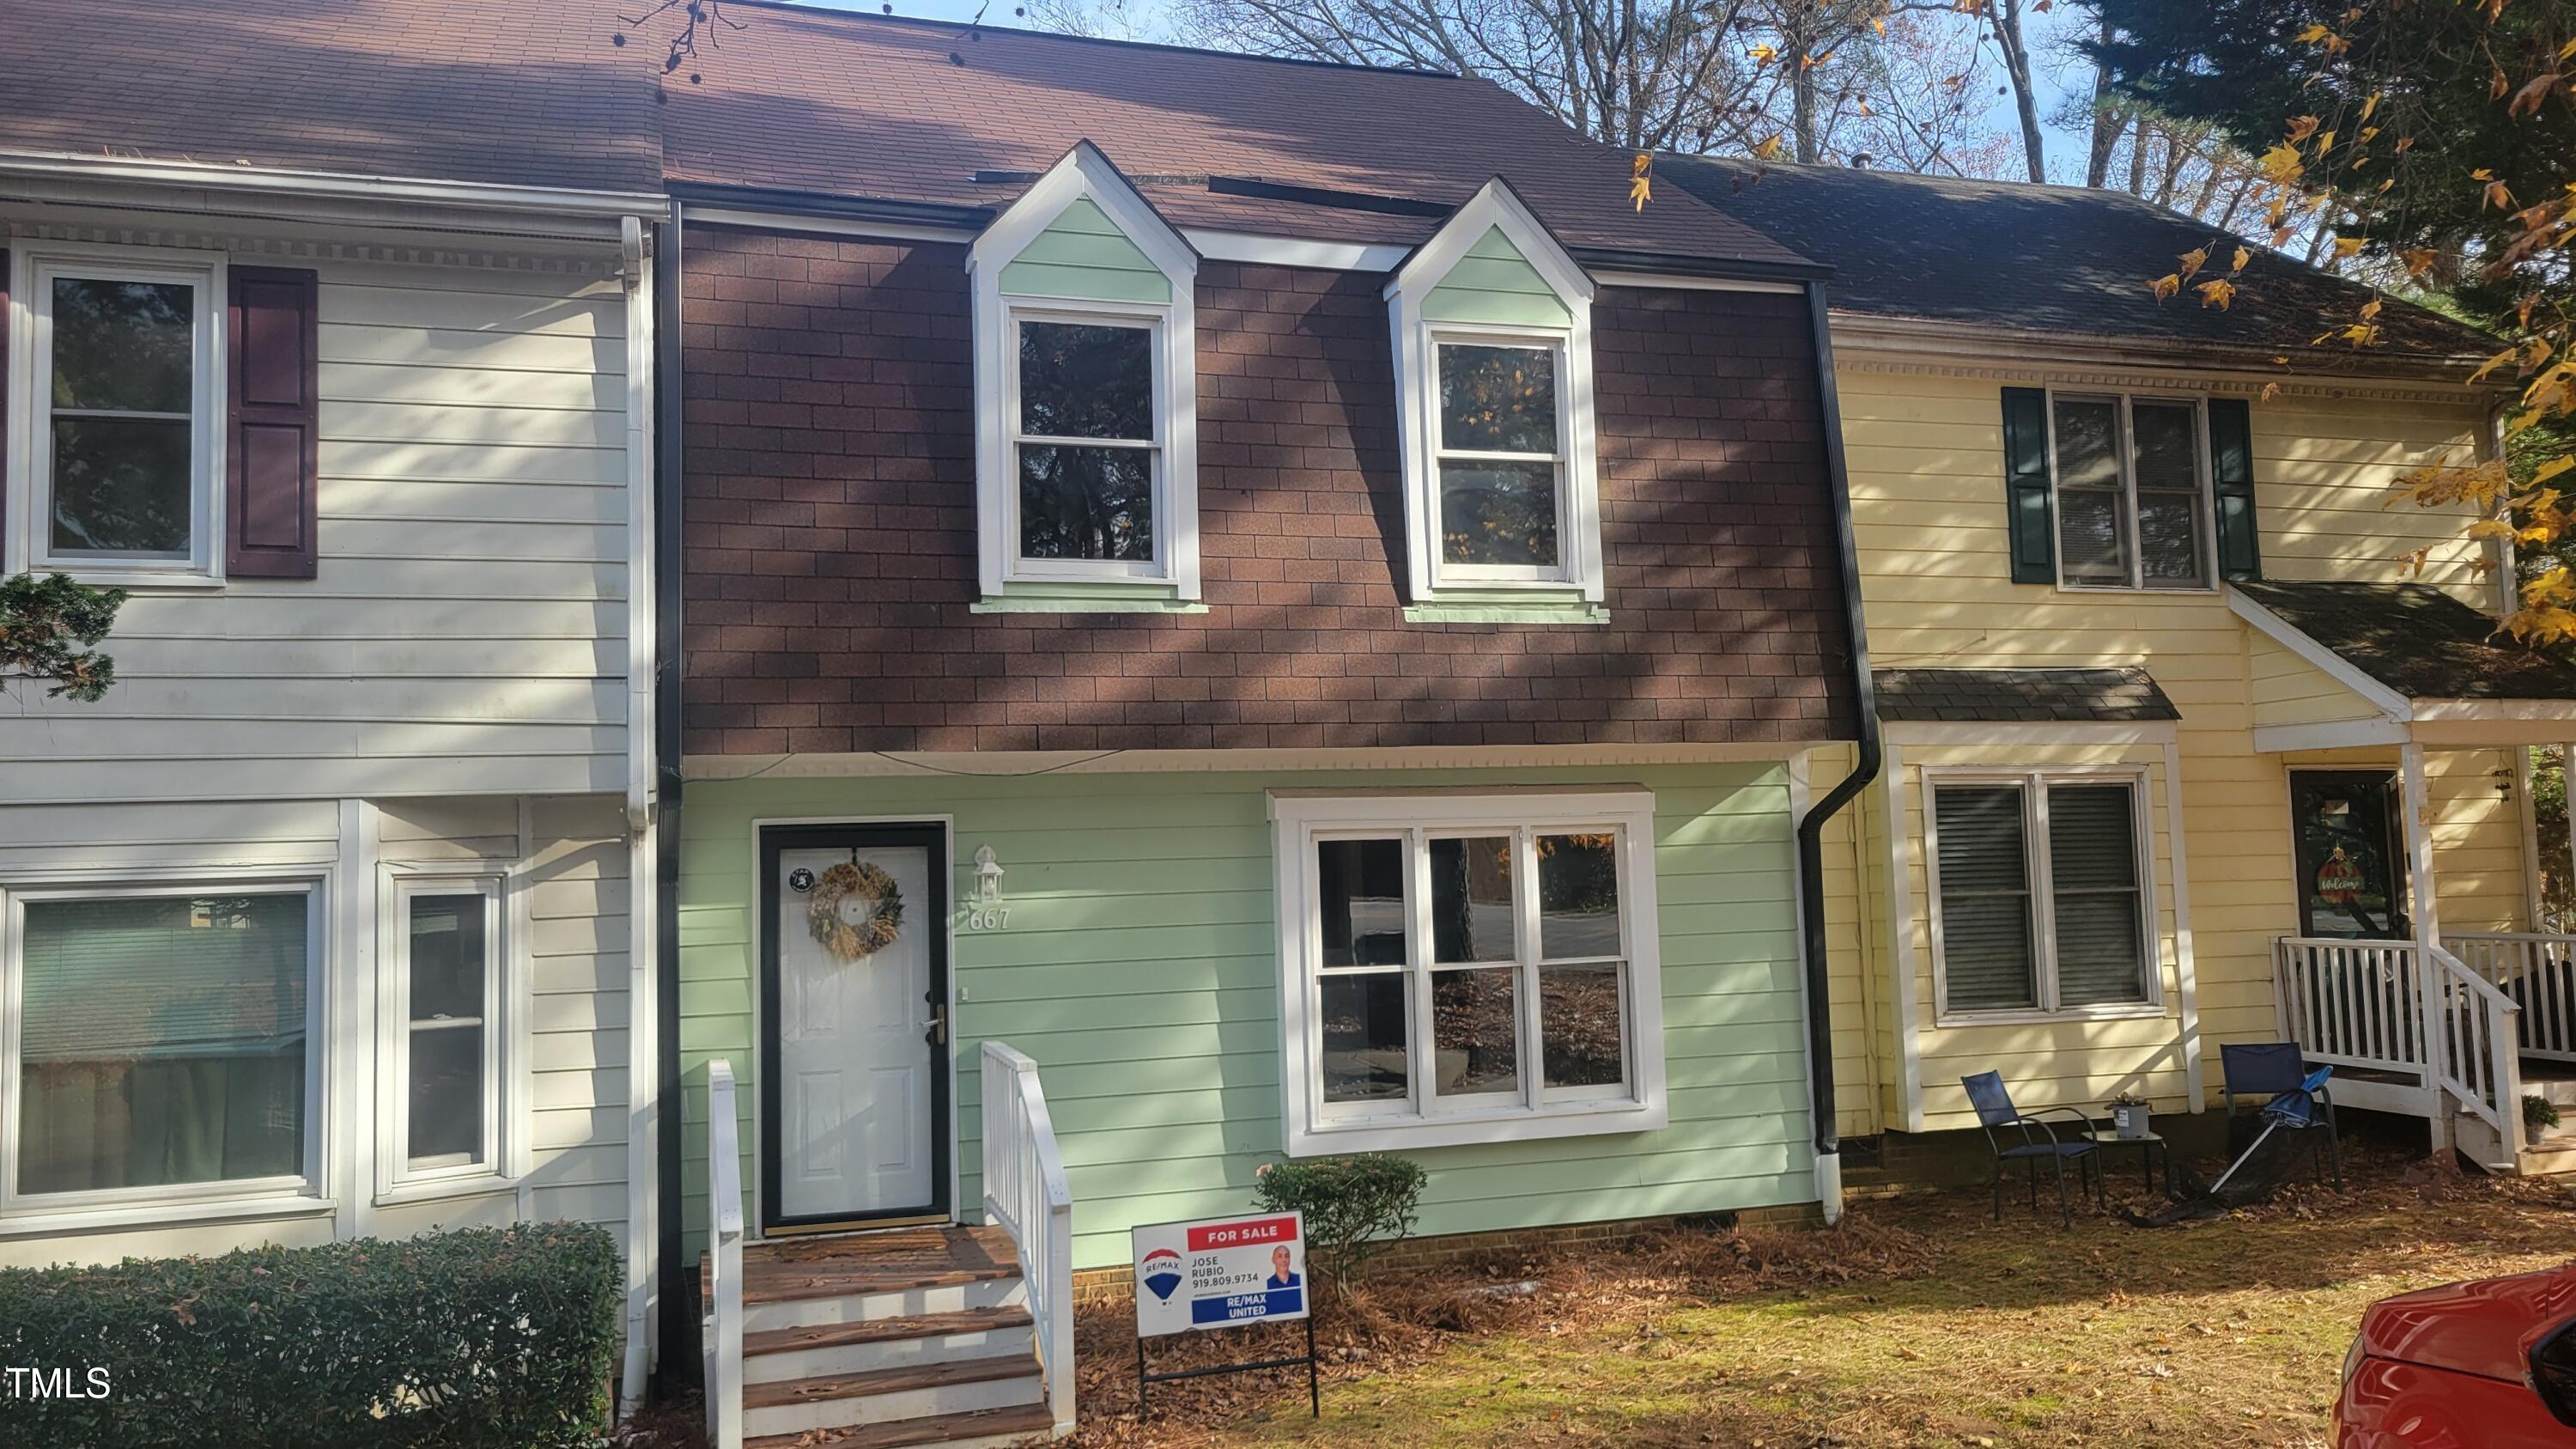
[798,0,2107,180]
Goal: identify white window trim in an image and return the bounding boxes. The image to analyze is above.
[1425,327,1580,587]
[4,241,229,588]
[1386,180,1604,605]
[969,142,1200,600]
[0,874,327,1224]
[1270,788,1666,1155]
[1921,764,2166,1026]
[2044,389,2217,596]
[375,869,529,1198]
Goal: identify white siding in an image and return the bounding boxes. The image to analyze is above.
[0,793,631,1265]
[0,238,630,805]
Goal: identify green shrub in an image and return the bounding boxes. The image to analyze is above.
[1253,1153,1428,1294]
[0,1223,621,1449]
[2527,1093,2563,1135]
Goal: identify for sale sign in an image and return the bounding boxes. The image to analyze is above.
[1130,1211,1308,1338]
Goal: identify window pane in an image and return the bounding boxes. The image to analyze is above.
[408,1026,484,1165]
[1318,972,1408,1105]
[1429,836,1514,964]
[1439,461,1559,567]
[2050,784,2148,1005]
[2131,403,2197,493]
[17,893,307,1195]
[2136,492,2204,584]
[52,277,192,414]
[1431,967,1518,1096]
[1018,320,1151,441]
[2051,399,2121,489]
[1317,838,1406,967]
[2056,488,2127,581]
[1935,787,2037,1012]
[408,893,487,1023]
[1018,444,1154,563]
[1437,344,1558,454]
[1537,833,1620,959]
[1540,962,1625,1088]
[51,416,191,556]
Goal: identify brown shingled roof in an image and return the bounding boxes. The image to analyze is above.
[656,5,1820,272]
[2233,581,2576,701]
[1873,667,2180,723]
[0,0,660,194]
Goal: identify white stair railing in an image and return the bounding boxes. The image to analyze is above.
[2442,932,2576,1062]
[2273,937,2428,1075]
[2427,943,2524,1152]
[981,1041,1075,1438]
[704,1059,745,1449]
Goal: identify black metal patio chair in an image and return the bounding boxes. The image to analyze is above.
[2221,1043,2342,1190]
[1962,1071,2103,1227]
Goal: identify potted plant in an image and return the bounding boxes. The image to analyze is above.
[2109,1092,2153,1142]
[2524,1094,2561,1148]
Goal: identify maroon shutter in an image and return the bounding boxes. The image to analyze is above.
[227,266,319,579]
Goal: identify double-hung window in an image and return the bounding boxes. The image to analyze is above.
[1385,180,1605,615]
[383,875,511,1190]
[2049,393,2211,590]
[968,144,1201,606]
[3,881,320,1215]
[1433,338,1571,578]
[1010,314,1162,572]
[1927,770,2160,1020]
[13,248,224,581]
[1273,791,1665,1154]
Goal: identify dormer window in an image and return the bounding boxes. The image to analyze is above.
[1386,182,1605,621]
[969,143,1202,611]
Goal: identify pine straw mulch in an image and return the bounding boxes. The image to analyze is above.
[1067,1148,2576,1449]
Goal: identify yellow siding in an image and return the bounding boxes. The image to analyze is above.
[1833,358,2528,1134]
[2247,630,2384,730]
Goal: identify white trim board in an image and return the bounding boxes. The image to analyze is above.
[1880,720,2177,747]
[683,740,1829,780]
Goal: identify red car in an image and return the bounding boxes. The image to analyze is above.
[2335,1263,2576,1446]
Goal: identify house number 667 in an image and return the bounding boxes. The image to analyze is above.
[964,908,1012,932]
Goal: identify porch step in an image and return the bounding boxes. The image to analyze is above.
[2515,1131,2576,1177]
[745,1401,1059,1449]
[741,1306,1036,1384]
[744,1355,1043,1441]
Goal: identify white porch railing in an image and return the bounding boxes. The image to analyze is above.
[2274,938,2524,1151]
[981,1041,1075,1439]
[2442,932,2576,1063]
[703,1059,745,1449]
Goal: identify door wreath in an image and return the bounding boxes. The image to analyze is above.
[807,860,905,962]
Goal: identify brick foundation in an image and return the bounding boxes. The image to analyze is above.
[1066,1203,1825,1306]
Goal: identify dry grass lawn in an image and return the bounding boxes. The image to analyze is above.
[1071,1154,2576,1449]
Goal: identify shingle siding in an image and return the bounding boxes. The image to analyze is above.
[680,227,1856,755]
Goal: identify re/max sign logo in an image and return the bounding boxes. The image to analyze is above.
[3,1366,112,1399]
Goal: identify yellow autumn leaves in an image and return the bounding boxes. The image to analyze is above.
[2148,240,2252,309]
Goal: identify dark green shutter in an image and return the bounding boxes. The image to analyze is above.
[2001,387,2055,584]
[2207,397,2261,581]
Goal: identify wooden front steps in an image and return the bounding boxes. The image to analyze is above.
[704,1226,1052,1448]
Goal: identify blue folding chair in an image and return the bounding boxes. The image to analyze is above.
[1962,1071,2102,1227]
[2221,1043,2342,1190]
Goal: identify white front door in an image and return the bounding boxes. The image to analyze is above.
[766,829,945,1228]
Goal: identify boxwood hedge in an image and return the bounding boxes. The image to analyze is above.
[0,1223,621,1448]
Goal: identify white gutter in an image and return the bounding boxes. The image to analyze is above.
[618,215,660,1415]
[0,148,670,222]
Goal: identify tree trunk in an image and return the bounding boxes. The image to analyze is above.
[1990,0,2046,182]
[1793,53,1820,162]
[2128,121,2150,194]
[2085,17,2123,188]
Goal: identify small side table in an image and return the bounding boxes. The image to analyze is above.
[2086,1129,2171,1196]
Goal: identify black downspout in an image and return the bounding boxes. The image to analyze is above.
[653,206,693,1392]
[1793,282,1881,1177]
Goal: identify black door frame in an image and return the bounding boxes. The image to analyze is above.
[756,821,952,1235]
[2288,769,2412,940]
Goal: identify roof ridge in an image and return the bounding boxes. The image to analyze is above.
[715,1,1460,79]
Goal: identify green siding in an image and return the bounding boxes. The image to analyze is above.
[996,197,1172,304]
[1421,227,1573,327]
[676,764,1815,1269]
